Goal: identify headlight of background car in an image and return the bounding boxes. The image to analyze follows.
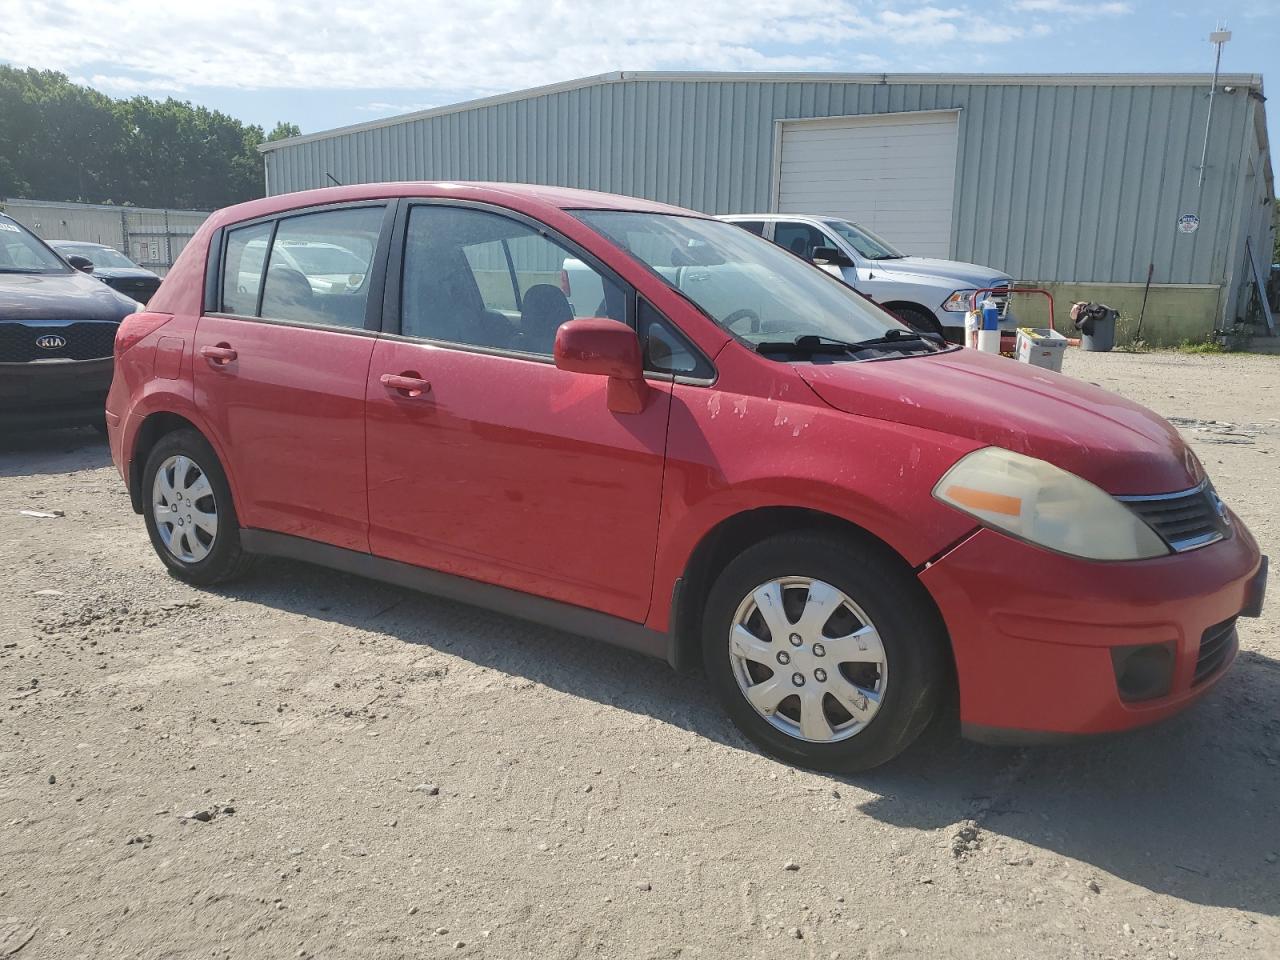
[942,289,977,312]
[933,447,1169,561]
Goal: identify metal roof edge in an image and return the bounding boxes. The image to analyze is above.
[2,197,211,216]
[258,72,625,152]
[259,70,1267,153]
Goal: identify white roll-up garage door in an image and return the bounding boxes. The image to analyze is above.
[773,110,960,258]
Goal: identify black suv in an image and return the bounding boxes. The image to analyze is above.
[1,213,141,430]
[51,240,163,304]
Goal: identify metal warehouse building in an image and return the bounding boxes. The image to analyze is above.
[260,71,1274,343]
[2,198,211,276]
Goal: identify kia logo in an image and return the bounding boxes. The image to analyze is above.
[35,334,67,350]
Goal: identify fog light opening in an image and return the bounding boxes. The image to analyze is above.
[1110,642,1176,703]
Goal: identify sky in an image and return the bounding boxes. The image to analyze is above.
[0,0,1275,170]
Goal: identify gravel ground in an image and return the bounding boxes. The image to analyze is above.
[1,348,1277,960]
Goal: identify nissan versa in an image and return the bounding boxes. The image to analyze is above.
[104,183,1266,771]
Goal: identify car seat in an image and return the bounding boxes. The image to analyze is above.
[520,284,574,355]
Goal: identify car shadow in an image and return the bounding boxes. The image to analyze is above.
[217,555,1280,918]
[0,427,111,478]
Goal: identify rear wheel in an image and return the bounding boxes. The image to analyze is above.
[142,429,253,585]
[702,532,948,772]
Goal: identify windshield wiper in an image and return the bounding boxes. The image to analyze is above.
[755,334,863,355]
[755,329,937,357]
[849,329,927,347]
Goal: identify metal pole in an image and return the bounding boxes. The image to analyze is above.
[1136,263,1155,342]
[1197,29,1230,189]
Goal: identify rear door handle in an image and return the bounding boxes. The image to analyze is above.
[380,372,431,398]
[200,343,237,365]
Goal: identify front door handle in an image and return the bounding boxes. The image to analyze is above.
[200,343,237,365]
[380,372,431,398]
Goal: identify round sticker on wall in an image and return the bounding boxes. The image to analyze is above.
[1177,213,1200,234]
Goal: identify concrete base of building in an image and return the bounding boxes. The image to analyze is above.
[1009,282,1224,347]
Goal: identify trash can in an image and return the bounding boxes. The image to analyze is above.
[1071,302,1117,352]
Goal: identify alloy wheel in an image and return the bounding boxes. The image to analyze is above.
[728,576,887,743]
[151,454,218,563]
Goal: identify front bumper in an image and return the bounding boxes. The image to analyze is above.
[0,357,113,429]
[919,518,1264,740]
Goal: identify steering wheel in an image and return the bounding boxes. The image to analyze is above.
[722,308,762,334]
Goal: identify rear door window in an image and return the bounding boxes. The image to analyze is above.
[731,220,767,237]
[221,223,272,315]
[258,206,384,328]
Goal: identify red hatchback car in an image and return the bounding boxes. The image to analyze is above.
[105,182,1267,770]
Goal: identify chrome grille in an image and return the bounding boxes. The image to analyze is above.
[1194,618,1237,685]
[1119,482,1228,553]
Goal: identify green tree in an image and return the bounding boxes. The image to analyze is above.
[0,65,295,209]
[266,121,302,142]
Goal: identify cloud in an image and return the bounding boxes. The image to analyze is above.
[1009,0,1132,15]
[0,0,1031,99]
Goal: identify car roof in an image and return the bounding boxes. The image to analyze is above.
[210,181,703,230]
[720,214,837,222]
[50,240,108,248]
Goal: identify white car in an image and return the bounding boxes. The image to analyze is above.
[236,238,368,299]
[718,214,1016,338]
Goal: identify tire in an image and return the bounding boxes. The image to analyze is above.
[702,532,948,772]
[888,305,944,337]
[141,428,254,585]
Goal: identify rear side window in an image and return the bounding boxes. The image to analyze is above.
[221,222,271,315]
[732,220,767,237]
[401,205,626,356]
[772,222,829,260]
[259,206,384,329]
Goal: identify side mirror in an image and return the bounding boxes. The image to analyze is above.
[811,246,852,267]
[66,254,94,274]
[554,318,649,414]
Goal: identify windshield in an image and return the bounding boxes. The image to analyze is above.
[0,219,70,274]
[56,244,137,269]
[576,211,909,350]
[823,220,904,260]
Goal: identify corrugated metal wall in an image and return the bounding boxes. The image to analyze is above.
[262,75,1262,288]
[1,199,210,275]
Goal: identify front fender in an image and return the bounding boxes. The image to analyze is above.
[644,378,982,632]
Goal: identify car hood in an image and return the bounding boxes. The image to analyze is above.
[872,256,1009,288]
[0,270,137,322]
[798,348,1199,495]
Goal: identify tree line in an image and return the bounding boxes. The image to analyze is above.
[0,65,299,211]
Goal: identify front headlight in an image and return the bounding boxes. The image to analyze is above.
[933,447,1169,561]
[942,289,977,312]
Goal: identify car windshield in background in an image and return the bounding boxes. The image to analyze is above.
[823,219,904,261]
[576,211,920,357]
[56,244,137,269]
[0,220,70,274]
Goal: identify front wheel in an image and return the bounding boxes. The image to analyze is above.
[702,532,949,772]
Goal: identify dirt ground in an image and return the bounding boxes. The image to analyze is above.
[1,348,1277,960]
